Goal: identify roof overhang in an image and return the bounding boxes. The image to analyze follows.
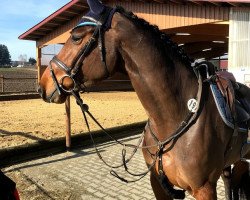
[19,0,250,41]
[19,0,88,41]
[164,22,229,59]
[19,0,250,59]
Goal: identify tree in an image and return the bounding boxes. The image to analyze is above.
[29,57,36,65]
[0,44,11,66]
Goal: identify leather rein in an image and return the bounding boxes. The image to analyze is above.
[47,9,205,183]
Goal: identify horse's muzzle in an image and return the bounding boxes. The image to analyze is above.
[37,85,50,103]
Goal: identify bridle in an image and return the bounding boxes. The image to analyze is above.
[48,9,113,102]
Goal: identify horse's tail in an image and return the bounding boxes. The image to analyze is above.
[231,161,250,200]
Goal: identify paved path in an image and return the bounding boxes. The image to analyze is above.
[4,135,225,200]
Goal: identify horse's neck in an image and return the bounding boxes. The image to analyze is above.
[118,27,197,138]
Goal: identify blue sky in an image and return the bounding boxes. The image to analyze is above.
[0,0,70,61]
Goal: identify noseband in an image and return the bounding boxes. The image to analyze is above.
[48,9,113,101]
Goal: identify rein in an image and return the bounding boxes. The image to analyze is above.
[69,69,203,183]
[148,70,204,188]
[71,69,203,184]
[71,90,158,183]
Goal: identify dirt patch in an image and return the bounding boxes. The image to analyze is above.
[0,92,147,149]
[0,67,37,93]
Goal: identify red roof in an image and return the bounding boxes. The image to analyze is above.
[19,0,250,41]
[19,0,88,41]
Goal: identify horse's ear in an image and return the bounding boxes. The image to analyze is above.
[87,0,105,15]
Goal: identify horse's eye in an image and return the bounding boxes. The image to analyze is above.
[71,35,83,44]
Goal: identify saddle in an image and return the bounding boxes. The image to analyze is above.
[212,71,250,131]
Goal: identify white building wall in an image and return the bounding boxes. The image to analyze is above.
[228,8,250,86]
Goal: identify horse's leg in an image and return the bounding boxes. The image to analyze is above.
[193,182,217,200]
[150,172,173,200]
[231,161,250,200]
[221,166,232,200]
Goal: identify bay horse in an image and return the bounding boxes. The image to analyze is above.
[38,2,250,199]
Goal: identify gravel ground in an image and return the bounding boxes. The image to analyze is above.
[0,92,147,149]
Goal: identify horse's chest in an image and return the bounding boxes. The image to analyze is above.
[161,152,181,185]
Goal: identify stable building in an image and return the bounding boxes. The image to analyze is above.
[19,0,250,85]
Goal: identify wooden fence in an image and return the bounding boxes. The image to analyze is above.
[0,75,134,94]
[0,75,37,94]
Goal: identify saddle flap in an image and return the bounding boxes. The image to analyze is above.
[212,72,250,129]
[215,74,235,115]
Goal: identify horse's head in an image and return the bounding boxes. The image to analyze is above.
[38,1,123,103]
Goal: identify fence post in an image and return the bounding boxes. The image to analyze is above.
[35,75,38,91]
[0,75,4,93]
[65,96,71,150]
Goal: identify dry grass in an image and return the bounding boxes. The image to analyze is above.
[0,92,147,149]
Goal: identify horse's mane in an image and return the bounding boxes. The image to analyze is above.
[115,6,193,69]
